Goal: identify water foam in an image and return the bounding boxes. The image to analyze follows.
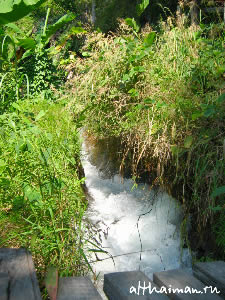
[82,141,192,280]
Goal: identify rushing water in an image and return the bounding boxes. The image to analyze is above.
[81,138,192,284]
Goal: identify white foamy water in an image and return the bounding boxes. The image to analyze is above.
[81,141,192,283]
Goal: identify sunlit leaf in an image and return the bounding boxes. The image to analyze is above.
[143,32,156,47]
[0,159,6,167]
[35,110,46,121]
[21,49,33,60]
[125,18,140,33]
[11,102,22,111]
[136,0,150,17]
[18,38,36,50]
[0,0,47,25]
[81,51,91,57]
[70,26,86,34]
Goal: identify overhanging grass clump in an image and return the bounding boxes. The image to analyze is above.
[0,97,88,281]
[67,19,225,259]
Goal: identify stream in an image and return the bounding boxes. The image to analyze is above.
[81,137,192,292]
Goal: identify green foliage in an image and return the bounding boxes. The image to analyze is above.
[0,0,47,25]
[124,0,150,33]
[0,98,88,277]
[0,3,102,290]
[125,18,140,33]
[0,8,76,106]
[136,0,150,17]
[6,9,76,56]
[67,21,225,258]
[29,51,58,97]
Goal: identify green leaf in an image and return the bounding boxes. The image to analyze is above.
[192,111,202,120]
[211,186,225,198]
[8,120,16,129]
[193,31,201,40]
[5,23,24,34]
[156,101,167,108]
[21,49,32,60]
[128,88,139,97]
[0,177,10,186]
[70,26,86,34]
[43,13,76,44]
[29,126,41,135]
[136,104,149,110]
[45,266,58,300]
[81,51,91,57]
[88,249,108,253]
[184,136,193,149]
[125,18,140,33]
[30,233,37,248]
[134,66,145,72]
[79,248,95,275]
[144,98,155,104]
[0,159,6,167]
[18,38,36,50]
[136,0,150,16]
[122,73,130,82]
[143,32,156,47]
[24,185,41,202]
[11,102,22,111]
[216,93,225,104]
[0,0,47,25]
[171,145,182,155]
[35,110,46,121]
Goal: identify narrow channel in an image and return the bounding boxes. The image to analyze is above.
[81,136,192,283]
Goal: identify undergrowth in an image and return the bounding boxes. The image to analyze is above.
[67,19,225,259]
[0,97,89,284]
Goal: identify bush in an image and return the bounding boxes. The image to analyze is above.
[67,19,225,258]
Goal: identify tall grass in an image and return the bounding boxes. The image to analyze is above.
[67,19,225,259]
[0,97,89,283]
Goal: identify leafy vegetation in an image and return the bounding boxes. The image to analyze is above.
[0,97,89,281]
[0,2,92,296]
[0,0,47,25]
[67,17,225,259]
[0,0,224,297]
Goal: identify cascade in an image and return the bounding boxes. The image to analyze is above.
[81,138,192,282]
